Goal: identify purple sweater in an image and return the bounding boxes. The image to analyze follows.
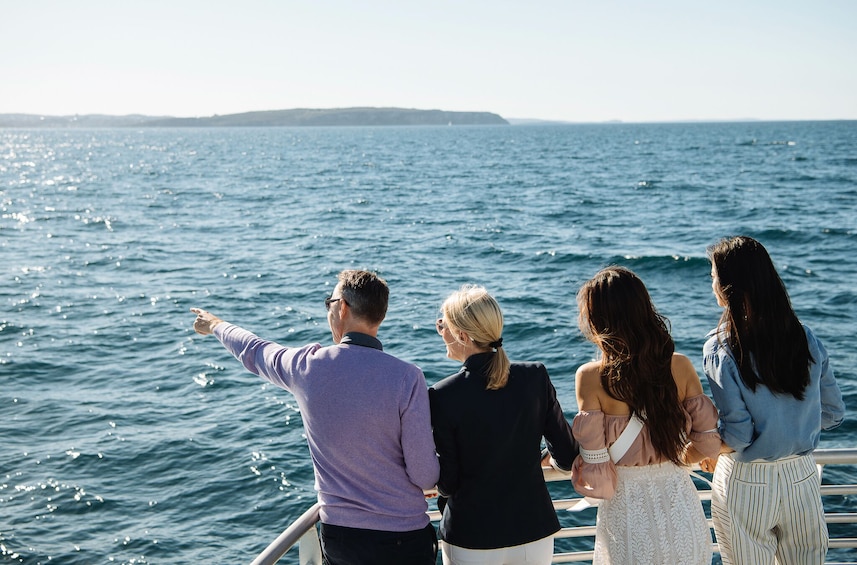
[214,324,439,532]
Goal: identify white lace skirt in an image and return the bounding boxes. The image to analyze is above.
[594,462,712,565]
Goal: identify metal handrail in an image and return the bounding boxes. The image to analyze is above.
[250,502,322,565]
[251,447,857,564]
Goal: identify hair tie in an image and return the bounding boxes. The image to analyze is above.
[489,338,503,349]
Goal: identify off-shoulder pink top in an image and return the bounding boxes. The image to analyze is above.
[571,394,720,500]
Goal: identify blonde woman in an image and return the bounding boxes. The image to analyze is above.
[429,285,578,565]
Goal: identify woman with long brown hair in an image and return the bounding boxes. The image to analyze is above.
[572,266,720,564]
[702,236,845,564]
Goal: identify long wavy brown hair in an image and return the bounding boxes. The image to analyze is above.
[577,266,687,465]
[708,236,811,399]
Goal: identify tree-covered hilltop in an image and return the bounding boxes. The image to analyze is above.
[0,107,509,128]
[145,107,508,126]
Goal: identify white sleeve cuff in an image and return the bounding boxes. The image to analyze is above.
[580,447,610,464]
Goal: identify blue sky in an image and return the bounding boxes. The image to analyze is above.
[2,0,855,122]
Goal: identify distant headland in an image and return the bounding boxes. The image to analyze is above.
[0,107,509,128]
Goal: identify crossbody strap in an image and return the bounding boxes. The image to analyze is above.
[608,413,645,463]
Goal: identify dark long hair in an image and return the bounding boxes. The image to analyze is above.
[577,266,687,465]
[707,236,811,399]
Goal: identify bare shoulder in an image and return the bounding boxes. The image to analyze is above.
[575,360,603,410]
[575,361,602,386]
[671,353,696,373]
[671,353,703,399]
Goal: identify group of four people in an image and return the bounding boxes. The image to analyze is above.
[190,235,845,565]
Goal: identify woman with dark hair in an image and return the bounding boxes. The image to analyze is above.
[702,236,845,565]
[429,285,578,565]
[572,266,720,564]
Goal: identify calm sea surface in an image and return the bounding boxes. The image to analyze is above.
[2,122,856,564]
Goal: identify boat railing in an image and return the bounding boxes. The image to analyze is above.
[250,447,857,565]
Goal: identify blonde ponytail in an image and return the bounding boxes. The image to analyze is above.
[441,285,510,390]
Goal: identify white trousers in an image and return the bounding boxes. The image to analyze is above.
[711,452,828,565]
[441,535,554,565]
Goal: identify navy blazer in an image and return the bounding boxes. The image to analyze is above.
[429,353,578,549]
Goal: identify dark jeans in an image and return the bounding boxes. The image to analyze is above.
[319,522,438,565]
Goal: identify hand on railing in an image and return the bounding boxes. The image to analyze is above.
[541,448,572,477]
[699,457,717,473]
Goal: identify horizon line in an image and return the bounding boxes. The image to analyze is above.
[1,109,856,125]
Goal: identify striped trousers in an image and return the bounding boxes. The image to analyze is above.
[711,452,828,565]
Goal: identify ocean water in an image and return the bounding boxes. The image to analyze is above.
[2,121,855,564]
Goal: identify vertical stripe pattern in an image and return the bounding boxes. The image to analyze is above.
[711,453,828,565]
